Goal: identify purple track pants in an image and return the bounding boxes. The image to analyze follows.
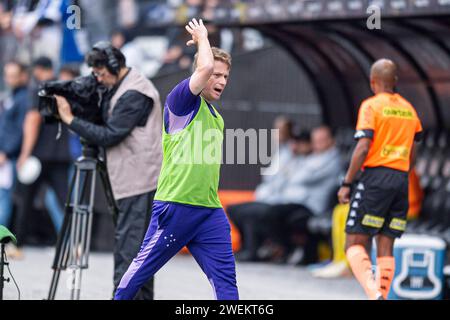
[114,200,239,300]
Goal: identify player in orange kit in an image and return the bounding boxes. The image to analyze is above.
[337,59,423,300]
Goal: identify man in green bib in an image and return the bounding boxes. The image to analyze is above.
[115,18,238,300]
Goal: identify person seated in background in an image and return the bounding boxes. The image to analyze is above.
[227,128,311,262]
[229,125,342,263]
[267,126,343,264]
[254,115,294,202]
[277,126,341,215]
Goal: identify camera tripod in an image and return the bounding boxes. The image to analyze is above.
[47,143,118,300]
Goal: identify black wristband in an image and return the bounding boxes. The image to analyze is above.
[341,181,352,188]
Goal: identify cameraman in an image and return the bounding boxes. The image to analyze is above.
[55,42,162,300]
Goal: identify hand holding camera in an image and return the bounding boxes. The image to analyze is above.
[37,74,104,125]
[54,95,74,125]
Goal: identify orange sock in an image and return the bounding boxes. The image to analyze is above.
[346,245,381,300]
[377,256,395,299]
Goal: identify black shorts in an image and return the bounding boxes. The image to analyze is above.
[345,167,409,238]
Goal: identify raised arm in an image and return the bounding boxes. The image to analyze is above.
[185,18,214,95]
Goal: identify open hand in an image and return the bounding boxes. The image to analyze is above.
[185,18,208,46]
[55,95,74,125]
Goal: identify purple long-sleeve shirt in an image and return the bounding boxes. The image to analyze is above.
[164,77,217,134]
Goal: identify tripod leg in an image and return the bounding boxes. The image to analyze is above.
[68,265,83,300]
[0,244,5,300]
[67,160,97,300]
[98,163,119,226]
[81,169,97,267]
[47,208,72,300]
[69,168,83,267]
[67,169,86,299]
[48,162,90,300]
[49,151,109,300]
[47,165,79,300]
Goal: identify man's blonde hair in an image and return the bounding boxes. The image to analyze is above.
[193,47,232,71]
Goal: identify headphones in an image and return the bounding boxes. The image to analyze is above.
[92,41,120,75]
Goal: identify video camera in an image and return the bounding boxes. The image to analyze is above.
[37,74,105,124]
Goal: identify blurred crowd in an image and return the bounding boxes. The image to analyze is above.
[0,56,81,259]
[0,0,265,91]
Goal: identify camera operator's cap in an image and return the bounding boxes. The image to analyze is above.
[17,156,42,185]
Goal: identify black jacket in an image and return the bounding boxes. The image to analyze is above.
[69,83,154,148]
